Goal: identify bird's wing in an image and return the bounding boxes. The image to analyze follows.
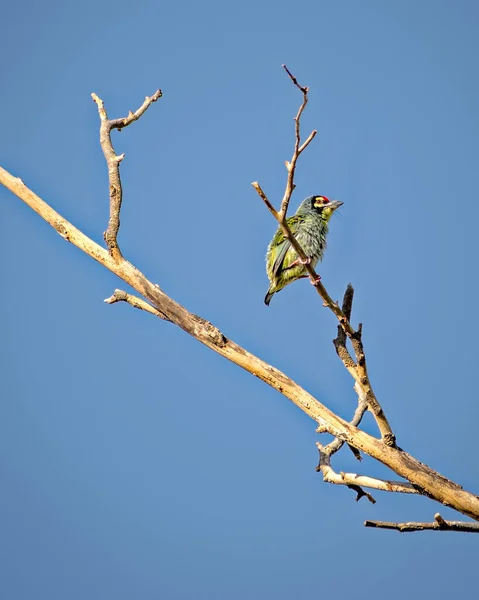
[271,215,304,277]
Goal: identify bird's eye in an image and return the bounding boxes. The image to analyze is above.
[316,196,329,204]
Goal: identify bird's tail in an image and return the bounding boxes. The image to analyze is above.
[264,287,275,306]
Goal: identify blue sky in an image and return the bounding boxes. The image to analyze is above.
[1,0,479,598]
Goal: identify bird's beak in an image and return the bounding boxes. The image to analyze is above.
[330,200,343,211]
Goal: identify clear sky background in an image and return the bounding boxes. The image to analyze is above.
[1,0,478,598]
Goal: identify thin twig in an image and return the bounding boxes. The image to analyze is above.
[105,289,170,321]
[320,382,367,461]
[279,64,317,219]
[317,446,417,496]
[251,182,277,217]
[333,285,359,376]
[111,91,163,130]
[333,285,396,445]
[333,283,354,352]
[282,64,308,93]
[91,89,162,260]
[364,514,479,533]
[347,485,377,504]
[351,325,396,446]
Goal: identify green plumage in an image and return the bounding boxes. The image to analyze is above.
[264,195,343,305]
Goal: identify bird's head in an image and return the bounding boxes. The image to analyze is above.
[298,195,344,219]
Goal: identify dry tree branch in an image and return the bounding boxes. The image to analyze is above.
[104,289,170,321]
[91,90,162,260]
[365,514,479,533]
[279,64,317,218]
[333,286,395,447]
[333,283,356,371]
[2,84,479,530]
[251,67,395,446]
[316,384,414,500]
[317,448,418,497]
[318,382,367,459]
[348,485,377,505]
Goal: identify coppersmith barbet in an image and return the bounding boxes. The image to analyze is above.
[264,195,343,305]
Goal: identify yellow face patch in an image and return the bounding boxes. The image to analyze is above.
[313,195,330,208]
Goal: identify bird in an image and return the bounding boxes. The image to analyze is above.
[264,195,343,305]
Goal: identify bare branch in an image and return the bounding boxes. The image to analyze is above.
[297,130,317,154]
[279,65,317,219]
[317,443,417,495]
[251,182,278,218]
[351,325,396,447]
[111,90,163,129]
[333,285,396,446]
[105,289,170,321]
[251,67,317,225]
[333,285,358,372]
[340,283,354,321]
[322,465,417,496]
[318,382,367,461]
[347,484,377,504]
[282,64,308,94]
[91,89,162,260]
[365,514,479,533]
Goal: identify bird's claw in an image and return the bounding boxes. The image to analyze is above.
[310,275,321,285]
[289,256,312,268]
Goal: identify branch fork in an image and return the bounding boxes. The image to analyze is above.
[91,89,162,260]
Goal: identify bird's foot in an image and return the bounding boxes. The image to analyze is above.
[289,256,312,268]
[310,274,321,285]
